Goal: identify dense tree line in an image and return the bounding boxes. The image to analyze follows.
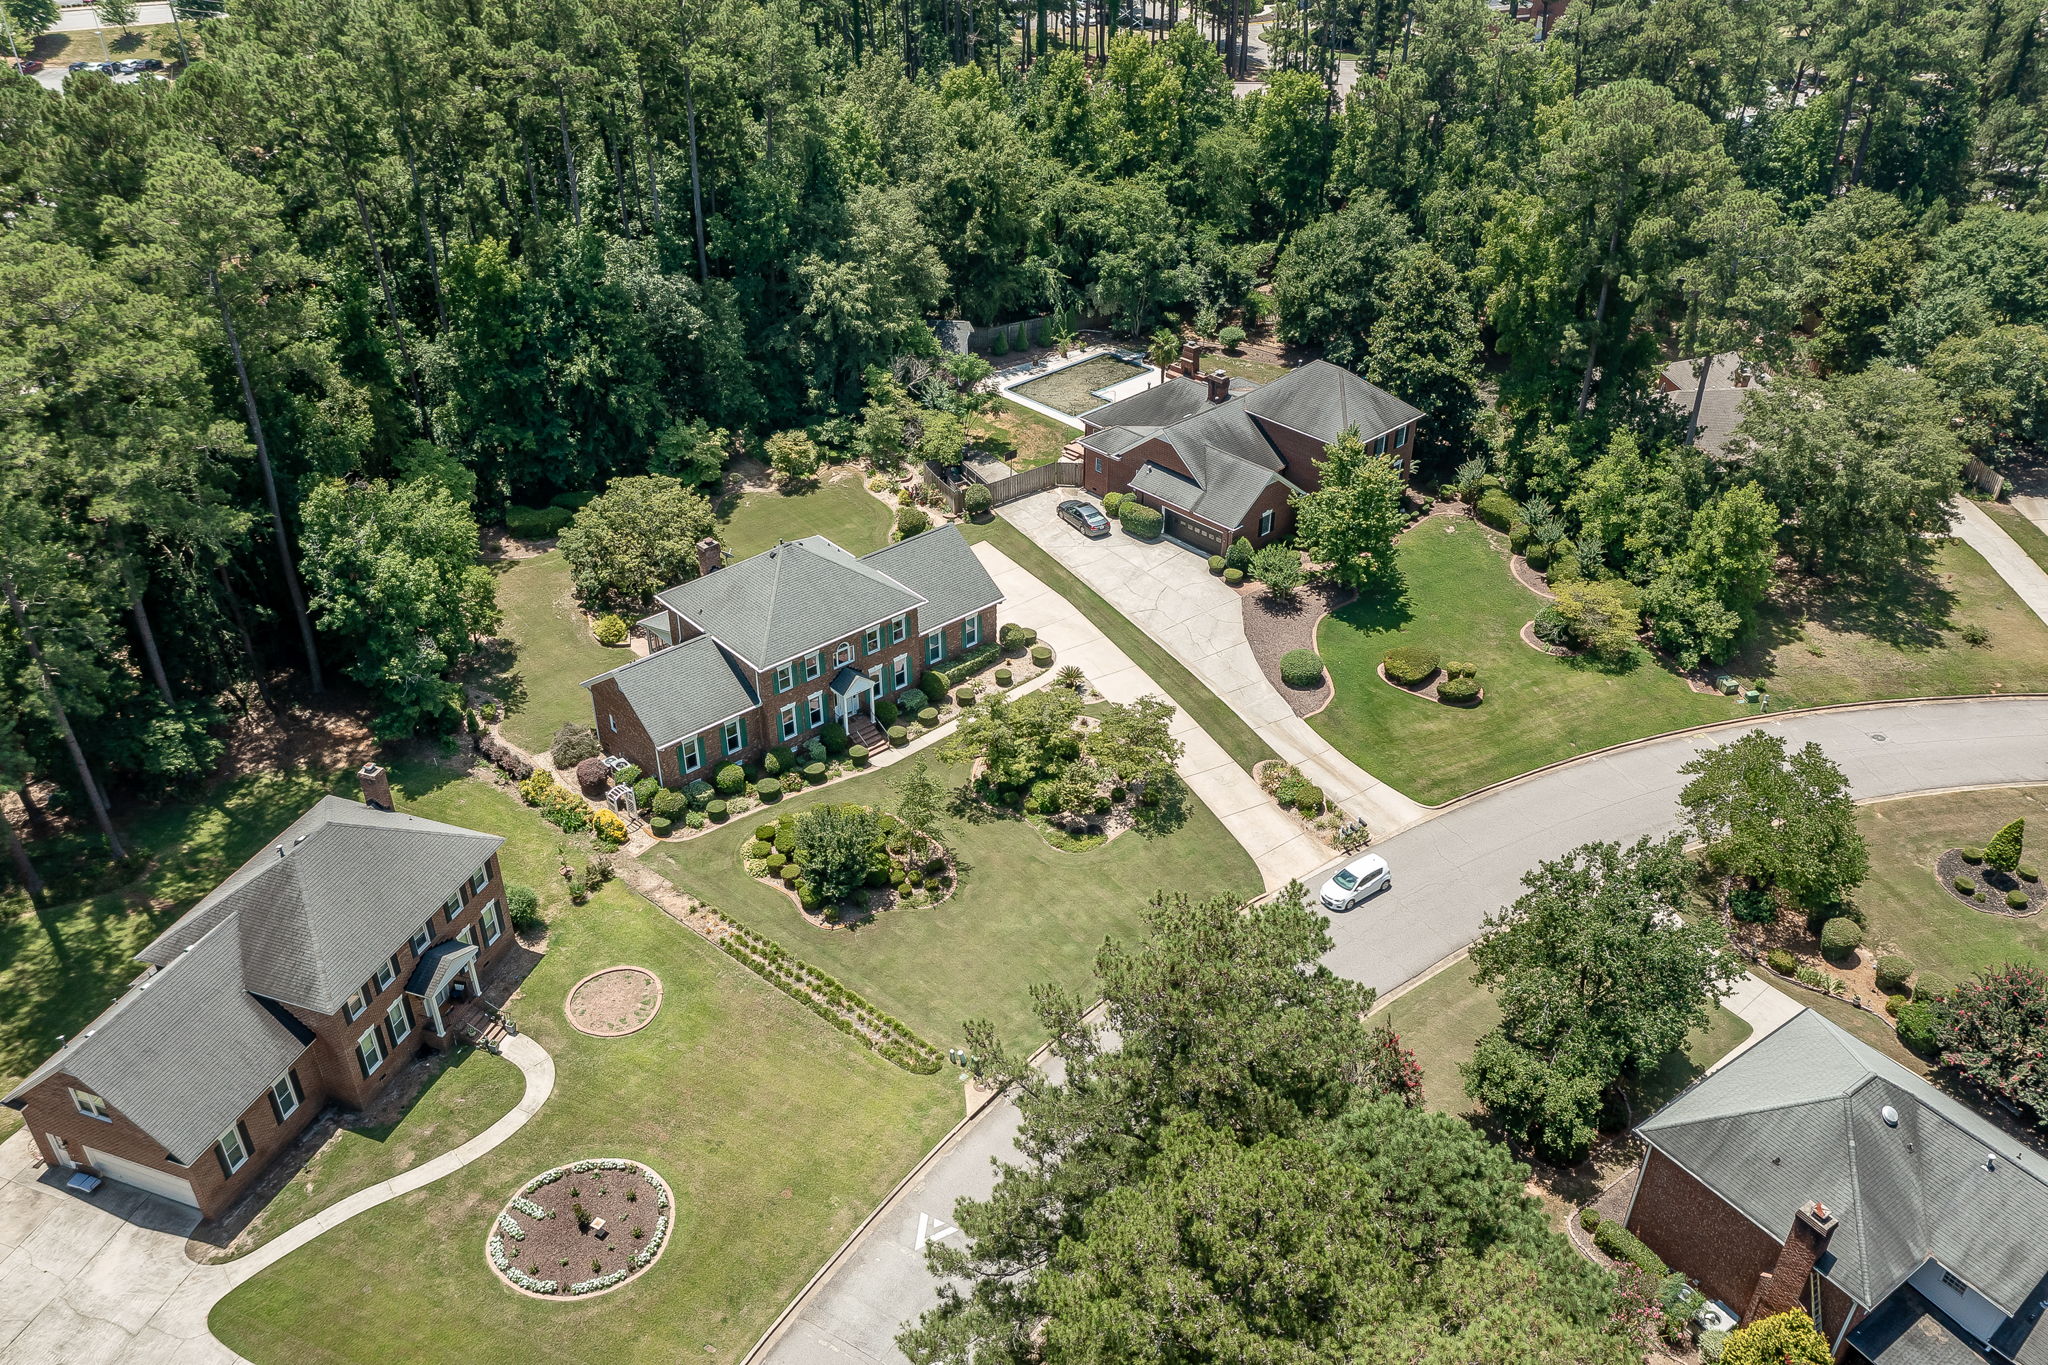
[1,0,2044,880]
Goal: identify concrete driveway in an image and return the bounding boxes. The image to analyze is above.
[999,489,1427,835]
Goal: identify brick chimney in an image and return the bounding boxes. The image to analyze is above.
[1743,1201,1838,1324]
[1205,370,1232,404]
[696,537,724,577]
[1177,341,1204,377]
[358,762,394,812]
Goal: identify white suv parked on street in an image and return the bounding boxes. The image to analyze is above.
[1318,853,1390,912]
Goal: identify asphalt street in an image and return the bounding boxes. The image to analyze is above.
[748,695,2048,1365]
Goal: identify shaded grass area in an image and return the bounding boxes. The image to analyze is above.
[1983,501,2048,577]
[220,1043,524,1260]
[212,767,956,1365]
[1373,961,1751,1116]
[961,518,1279,775]
[1,767,352,1082]
[488,552,625,755]
[1009,355,1147,416]
[971,397,1076,471]
[1311,519,1731,804]
[31,23,188,67]
[1723,538,2048,708]
[1853,786,2048,984]
[716,474,892,561]
[641,753,1259,1050]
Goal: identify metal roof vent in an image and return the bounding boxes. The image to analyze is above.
[1987,1152,2000,1171]
[1881,1105,1899,1127]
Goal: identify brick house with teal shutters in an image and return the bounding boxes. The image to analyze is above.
[583,526,1003,784]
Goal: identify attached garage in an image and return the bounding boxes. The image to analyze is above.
[84,1147,199,1207]
[1162,508,1227,555]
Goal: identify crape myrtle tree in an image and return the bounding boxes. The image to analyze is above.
[902,884,1640,1365]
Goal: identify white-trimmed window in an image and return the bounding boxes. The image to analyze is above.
[343,989,367,1022]
[1372,433,1388,454]
[890,615,908,644]
[779,703,799,741]
[458,925,477,949]
[481,899,504,945]
[892,655,910,690]
[807,692,825,729]
[269,1070,302,1122]
[863,625,883,654]
[469,865,491,896]
[962,616,981,648]
[1259,509,1275,538]
[805,651,823,681]
[386,998,413,1046]
[374,957,397,992]
[411,922,433,956]
[217,1124,251,1174]
[1393,424,1408,449]
[70,1088,110,1122]
[867,665,883,695]
[774,662,796,693]
[443,889,463,922]
[356,1027,385,1077]
[723,717,746,755]
[681,736,704,773]
[835,642,854,666]
[925,631,943,664]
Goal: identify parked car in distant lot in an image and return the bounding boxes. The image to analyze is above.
[1318,853,1391,912]
[68,60,98,72]
[13,58,44,73]
[1058,499,1111,538]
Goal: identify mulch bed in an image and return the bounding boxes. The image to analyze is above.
[1240,580,1355,718]
[490,1160,672,1298]
[1936,849,2044,916]
[1508,553,1558,600]
[1520,620,1575,658]
[565,966,663,1036]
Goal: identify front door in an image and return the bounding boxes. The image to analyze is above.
[47,1133,72,1169]
[841,689,866,721]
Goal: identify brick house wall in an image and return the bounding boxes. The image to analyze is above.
[15,854,510,1220]
[589,676,671,787]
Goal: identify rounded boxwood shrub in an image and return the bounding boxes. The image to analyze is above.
[995,668,1013,687]
[764,850,787,871]
[715,763,747,795]
[1913,972,1955,1001]
[873,698,899,725]
[962,482,993,518]
[918,706,938,725]
[1381,646,1441,687]
[955,686,978,707]
[2023,865,2040,882]
[1955,874,1978,894]
[1437,675,1482,704]
[593,613,630,646]
[1885,994,1907,1017]
[706,799,729,821]
[1895,999,1939,1053]
[1820,917,1862,957]
[1444,660,1476,678]
[1508,521,1533,556]
[1000,622,1030,650]
[755,821,779,839]
[804,761,828,781]
[1103,491,1124,517]
[1223,567,1244,586]
[1578,1206,1601,1232]
[1962,846,1985,864]
[648,815,673,836]
[1767,948,1798,976]
[1874,955,1914,993]
[1279,650,1324,688]
[1208,554,1225,574]
[756,779,782,802]
[1474,489,1518,532]
[2009,889,2031,909]
[745,839,772,859]
[1120,503,1164,538]
[1030,644,1053,666]
[887,725,907,744]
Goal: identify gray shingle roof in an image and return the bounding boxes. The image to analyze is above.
[1076,425,1156,457]
[1849,1288,2000,1365]
[1235,358,1423,440]
[1081,375,1218,428]
[654,536,925,670]
[583,634,759,748]
[135,797,502,1016]
[857,526,1003,628]
[1659,353,1768,456]
[1638,1009,2048,1314]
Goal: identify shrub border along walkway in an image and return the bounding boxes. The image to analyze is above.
[485,1157,675,1300]
[563,965,665,1037]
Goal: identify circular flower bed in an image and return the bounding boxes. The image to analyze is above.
[564,966,663,1037]
[1936,848,2043,916]
[486,1159,672,1298]
[743,805,957,924]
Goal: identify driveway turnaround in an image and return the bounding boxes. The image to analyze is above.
[0,1031,553,1365]
[739,695,2048,1365]
[999,490,1430,837]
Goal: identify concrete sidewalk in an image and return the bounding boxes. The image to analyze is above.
[1951,498,2048,629]
[973,542,1329,891]
[998,491,1429,837]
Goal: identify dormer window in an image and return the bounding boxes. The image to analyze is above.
[70,1089,110,1122]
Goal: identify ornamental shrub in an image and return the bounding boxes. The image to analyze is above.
[1030,644,1052,666]
[1000,622,1030,650]
[1531,604,1572,648]
[960,481,993,520]
[1279,650,1324,688]
[573,755,611,795]
[632,776,659,809]
[1962,846,1985,864]
[1729,885,1777,924]
[995,668,1013,687]
[504,503,575,539]
[1103,491,1124,517]
[1437,675,1481,704]
[898,687,928,712]
[1208,554,1225,574]
[707,800,728,821]
[896,505,931,539]
[1819,917,1862,957]
[1932,964,2048,1117]
[849,745,871,766]
[650,787,687,820]
[715,763,747,795]
[1720,1311,1833,1365]
[1886,994,1907,1016]
[1578,1207,1601,1232]
[955,686,979,707]
[1895,999,1939,1053]
[1592,1218,1668,1279]
[1120,503,1164,538]
[1219,324,1246,349]
[1508,521,1533,556]
[917,706,938,725]
[1986,818,2026,874]
[805,761,828,782]
[2009,889,2030,909]
[820,722,850,755]
[1226,536,1255,572]
[2023,865,2040,882]
[1767,948,1798,976]
[887,725,907,744]
[1874,955,1915,993]
[764,851,787,871]
[1223,568,1244,586]
[1914,972,1955,1000]
[507,885,542,930]
[756,779,782,802]
[745,839,772,859]
[551,724,600,769]
[593,614,630,646]
[1474,489,1519,531]
[1382,646,1441,686]
[682,778,714,809]
[1955,874,1977,894]
[1443,660,1475,678]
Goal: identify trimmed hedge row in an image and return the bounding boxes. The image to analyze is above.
[1590,1213,1670,1280]
[923,641,1005,695]
[1120,503,1164,538]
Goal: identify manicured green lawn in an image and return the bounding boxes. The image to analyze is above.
[641,753,1261,1050]
[218,1043,524,1261]
[1,766,352,1082]
[1372,961,1751,1116]
[211,771,957,1365]
[1723,538,2048,708]
[1853,786,2048,983]
[716,474,892,560]
[1311,519,1732,805]
[962,519,1279,774]
[490,552,627,755]
[1983,501,2048,576]
[971,397,1076,470]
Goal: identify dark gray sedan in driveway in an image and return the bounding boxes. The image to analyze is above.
[1058,499,1111,537]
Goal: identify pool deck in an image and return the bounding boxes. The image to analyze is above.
[994,347,1160,428]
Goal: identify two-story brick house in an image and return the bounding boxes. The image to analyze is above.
[584,525,1004,786]
[1,771,514,1219]
[1073,358,1423,556]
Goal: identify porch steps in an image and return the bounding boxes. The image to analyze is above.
[849,716,890,754]
[463,1013,509,1051]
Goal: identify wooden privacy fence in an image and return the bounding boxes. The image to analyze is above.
[962,459,1083,506]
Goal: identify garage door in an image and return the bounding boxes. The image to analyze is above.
[85,1147,199,1207]
[1163,509,1226,555]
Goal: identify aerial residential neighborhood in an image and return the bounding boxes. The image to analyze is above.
[3,2,2048,1365]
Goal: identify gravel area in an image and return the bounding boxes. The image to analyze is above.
[1241,580,1354,718]
[491,1162,670,1297]
[566,966,663,1036]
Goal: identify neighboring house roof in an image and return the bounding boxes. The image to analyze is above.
[1084,360,1421,533]
[857,525,1003,628]
[4,796,501,1164]
[1659,352,1767,455]
[654,536,925,671]
[1637,1008,2048,1316]
[584,634,759,749]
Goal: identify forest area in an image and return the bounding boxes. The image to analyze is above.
[0,0,2045,896]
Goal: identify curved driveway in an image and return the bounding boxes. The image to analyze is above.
[748,694,2048,1365]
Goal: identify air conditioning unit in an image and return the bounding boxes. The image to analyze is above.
[1696,1300,1739,1334]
